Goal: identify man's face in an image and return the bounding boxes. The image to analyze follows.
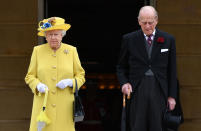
[45,30,63,49]
[138,14,158,36]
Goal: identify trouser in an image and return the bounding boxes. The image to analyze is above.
[129,76,166,131]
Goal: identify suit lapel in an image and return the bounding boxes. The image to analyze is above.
[137,30,149,60]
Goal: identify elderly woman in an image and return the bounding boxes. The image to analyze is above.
[25,17,85,131]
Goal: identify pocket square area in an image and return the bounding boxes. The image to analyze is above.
[161,49,169,52]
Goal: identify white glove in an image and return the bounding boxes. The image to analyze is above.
[56,79,73,89]
[36,83,48,93]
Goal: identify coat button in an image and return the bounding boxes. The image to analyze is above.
[51,90,56,94]
[52,77,56,81]
[52,66,56,69]
[52,54,56,57]
[149,65,151,68]
[52,104,56,107]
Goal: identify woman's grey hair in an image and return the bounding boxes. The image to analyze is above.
[138,6,158,20]
[61,30,66,37]
[44,30,66,37]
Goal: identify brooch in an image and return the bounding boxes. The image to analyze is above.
[64,49,69,54]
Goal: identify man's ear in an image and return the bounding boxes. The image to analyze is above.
[155,19,158,25]
[138,20,141,26]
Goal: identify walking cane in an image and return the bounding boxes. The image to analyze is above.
[121,88,131,131]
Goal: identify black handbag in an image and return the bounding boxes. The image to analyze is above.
[163,108,182,130]
[73,79,85,122]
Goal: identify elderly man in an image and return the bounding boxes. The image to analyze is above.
[117,6,177,131]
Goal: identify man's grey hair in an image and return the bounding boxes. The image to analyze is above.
[138,6,158,20]
[44,30,66,37]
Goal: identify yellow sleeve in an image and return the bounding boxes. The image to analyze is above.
[25,47,40,95]
[72,47,85,93]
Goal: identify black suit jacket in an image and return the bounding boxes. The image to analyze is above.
[116,29,177,99]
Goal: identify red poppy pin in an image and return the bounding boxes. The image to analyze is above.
[157,37,165,43]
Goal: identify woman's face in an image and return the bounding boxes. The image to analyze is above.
[45,30,63,50]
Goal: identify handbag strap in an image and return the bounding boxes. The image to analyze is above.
[75,79,78,96]
[42,88,49,111]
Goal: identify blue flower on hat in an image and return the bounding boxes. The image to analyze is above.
[41,22,52,29]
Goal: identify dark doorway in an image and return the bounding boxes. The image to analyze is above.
[46,0,145,73]
[46,1,145,131]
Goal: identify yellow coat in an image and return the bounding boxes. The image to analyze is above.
[25,43,85,131]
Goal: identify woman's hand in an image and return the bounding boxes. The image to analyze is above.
[36,83,48,93]
[56,79,73,89]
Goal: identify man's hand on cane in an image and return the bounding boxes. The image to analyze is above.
[122,83,132,108]
[122,83,132,96]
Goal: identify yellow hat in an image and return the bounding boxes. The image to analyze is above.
[37,17,71,36]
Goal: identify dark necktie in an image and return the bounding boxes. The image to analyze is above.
[147,34,153,46]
